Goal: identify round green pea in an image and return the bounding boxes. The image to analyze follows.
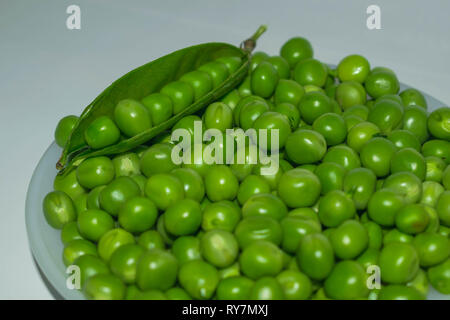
[43,191,77,229]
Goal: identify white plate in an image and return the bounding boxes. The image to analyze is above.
[26,83,449,300]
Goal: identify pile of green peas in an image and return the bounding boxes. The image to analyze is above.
[46,36,450,300]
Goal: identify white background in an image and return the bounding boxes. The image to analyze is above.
[0,0,449,299]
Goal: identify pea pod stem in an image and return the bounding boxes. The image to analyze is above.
[241,25,268,53]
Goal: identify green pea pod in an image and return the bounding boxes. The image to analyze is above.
[57,26,267,173]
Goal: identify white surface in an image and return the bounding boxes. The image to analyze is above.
[0,0,449,300]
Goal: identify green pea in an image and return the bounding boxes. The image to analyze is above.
[112,153,140,177]
[383,171,422,204]
[198,61,229,88]
[233,95,266,126]
[114,99,152,137]
[178,260,219,300]
[63,239,97,266]
[343,168,377,210]
[288,207,321,226]
[422,139,450,164]
[251,61,279,98]
[343,105,369,120]
[203,102,233,132]
[141,93,173,126]
[156,214,176,245]
[267,56,290,79]
[285,129,326,165]
[343,114,364,131]
[296,233,334,281]
[427,259,450,294]
[387,129,421,152]
[280,217,321,254]
[318,190,356,228]
[202,200,241,232]
[367,189,404,227]
[54,169,86,201]
[160,81,194,114]
[428,107,450,140]
[73,193,88,216]
[274,79,305,107]
[379,242,419,284]
[360,137,397,177]
[86,186,105,210]
[357,248,380,270]
[73,254,110,288]
[363,221,383,250]
[346,122,380,153]
[235,216,282,249]
[322,145,361,171]
[237,175,271,205]
[424,205,441,233]
[179,70,213,101]
[312,113,347,146]
[390,148,426,181]
[330,220,368,259]
[395,204,430,235]
[118,197,158,234]
[239,100,270,130]
[144,173,184,210]
[253,111,292,149]
[61,221,83,244]
[365,69,400,99]
[137,230,165,251]
[436,190,450,227]
[84,274,126,300]
[275,270,312,300]
[335,81,367,110]
[337,54,370,83]
[99,177,141,216]
[136,249,178,291]
[110,244,144,284]
[249,277,285,300]
[76,156,115,189]
[280,37,313,67]
[171,236,201,265]
[216,276,254,300]
[240,240,283,279]
[55,115,78,148]
[293,58,327,87]
[238,75,252,97]
[443,165,450,189]
[425,156,446,182]
[273,102,300,130]
[164,199,202,236]
[242,193,288,221]
[377,285,425,300]
[43,191,77,229]
[169,168,205,203]
[204,165,239,202]
[405,269,429,297]
[402,105,429,144]
[278,168,321,208]
[367,99,403,134]
[400,88,427,108]
[135,289,167,300]
[140,143,178,177]
[314,162,346,195]
[97,228,135,262]
[77,209,114,242]
[165,287,192,300]
[200,230,239,268]
[221,89,241,111]
[383,229,414,246]
[84,116,121,149]
[298,91,332,124]
[413,232,449,267]
[324,260,369,300]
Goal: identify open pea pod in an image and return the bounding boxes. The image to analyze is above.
[57,26,267,173]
